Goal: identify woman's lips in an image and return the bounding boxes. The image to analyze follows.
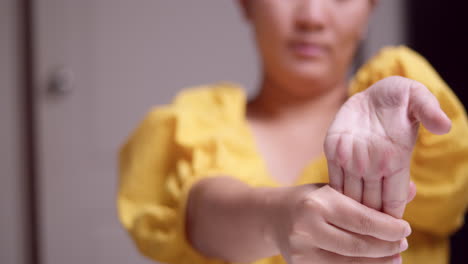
[290,42,327,59]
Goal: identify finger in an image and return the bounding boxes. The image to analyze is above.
[328,162,344,193]
[324,134,345,194]
[382,168,410,219]
[323,186,411,241]
[344,139,369,203]
[407,180,417,203]
[344,172,363,203]
[336,133,353,168]
[409,81,451,135]
[318,224,408,257]
[359,140,382,211]
[362,179,383,211]
[316,250,402,264]
[338,134,363,202]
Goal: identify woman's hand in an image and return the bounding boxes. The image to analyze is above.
[324,76,451,218]
[187,177,411,263]
[268,184,411,264]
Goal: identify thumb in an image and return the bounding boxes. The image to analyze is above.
[409,81,452,135]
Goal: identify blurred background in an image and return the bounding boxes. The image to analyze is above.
[1,0,466,264]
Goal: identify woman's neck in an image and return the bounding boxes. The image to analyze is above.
[246,75,349,185]
[247,75,348,125]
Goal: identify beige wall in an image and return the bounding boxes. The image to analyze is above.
[0,0,29,264]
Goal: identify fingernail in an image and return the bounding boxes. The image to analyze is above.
[400,238,408,251]
[393,255,402,264]
[404,225,412,237]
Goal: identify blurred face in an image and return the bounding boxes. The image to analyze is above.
[242,0,374,96]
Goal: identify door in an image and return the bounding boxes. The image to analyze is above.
[33,1,257,263]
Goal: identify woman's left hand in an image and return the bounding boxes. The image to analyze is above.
[324,76,451,218]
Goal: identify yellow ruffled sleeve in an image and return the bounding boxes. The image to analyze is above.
[350,46,468,236]
[117,83,271,264]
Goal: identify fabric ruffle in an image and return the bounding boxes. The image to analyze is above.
[118,83,274,264]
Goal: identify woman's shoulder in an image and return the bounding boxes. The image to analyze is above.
[144,82,247,121]
[172,82,247,118]
[131,82,249,149]
[350,45,449,95]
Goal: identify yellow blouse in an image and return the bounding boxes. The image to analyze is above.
[118,46,468,264]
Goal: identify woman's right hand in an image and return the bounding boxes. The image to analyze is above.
[267,184,411,264]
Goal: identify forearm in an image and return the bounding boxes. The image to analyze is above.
[186,176,278,263]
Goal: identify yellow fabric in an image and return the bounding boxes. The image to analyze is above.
[118,46,468,264]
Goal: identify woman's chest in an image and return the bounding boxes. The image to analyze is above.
[250,127,329,185]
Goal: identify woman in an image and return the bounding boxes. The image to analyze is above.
[118,1,468,264]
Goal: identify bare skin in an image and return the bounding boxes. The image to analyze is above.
[325,76,451,218]
[243,0,375,185]
[187,0,450,264]
[187,78,439,264]
[187,178,413,264]
[247,77,347,185]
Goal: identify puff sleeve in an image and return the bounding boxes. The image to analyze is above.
[350,46,468,236]
[117,84,270,263]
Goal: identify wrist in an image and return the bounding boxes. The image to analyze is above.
[246,186,283,256]
[253,184,325,253]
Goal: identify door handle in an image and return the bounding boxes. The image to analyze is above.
[48,67,74,96]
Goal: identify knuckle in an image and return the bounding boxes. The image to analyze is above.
[382,198,406,210]
[302,197,326,216]
[358,213,375,234]
[291,196,326,234]
[350,240,368,256]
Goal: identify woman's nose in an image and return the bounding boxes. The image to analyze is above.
[295,0,329,32]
